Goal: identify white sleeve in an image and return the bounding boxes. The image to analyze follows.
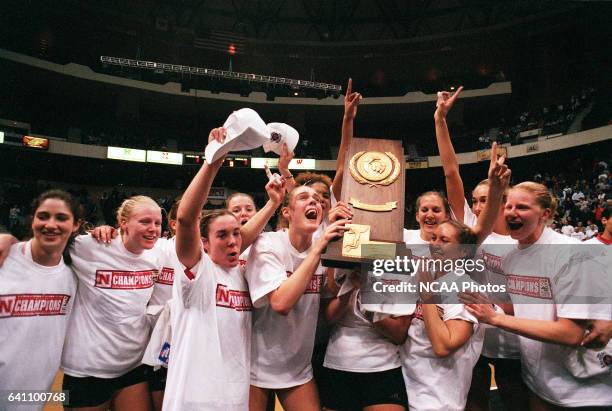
[319,267,336,300]
[463,199,478,228]
[330,190,338,207]
[450,198,477,228]
[337,271,356,297]
[245,237,288,309]
[70,234,96,260]
[555,250,612,321]
[441,303,478,324]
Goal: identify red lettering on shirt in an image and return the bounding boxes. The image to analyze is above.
[94,270,156,290]
[0,294,71,318]
[155,267,174,286]
[215,284,253,311]
[414,303,424,320]
[483,252,503,274]
[506,274,553,300]
[286,271,322,294]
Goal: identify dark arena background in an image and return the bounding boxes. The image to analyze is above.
[0,1,611,410]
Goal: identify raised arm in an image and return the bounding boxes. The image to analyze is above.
[269,219,349,315]
[277,143,296,193]
[472,142,511,244]
[331,78,361,200]
[434,86,466,222]
[240,171,285,251]
[176,127,225,269]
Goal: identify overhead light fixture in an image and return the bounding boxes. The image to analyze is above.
[100,56,342,93]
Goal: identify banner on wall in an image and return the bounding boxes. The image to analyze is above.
[146,150,183,165]
[251,158,316,170]
[23,136,49,150]
[477,146,508,162]
[406,160,429,169]
[107,146,146,162]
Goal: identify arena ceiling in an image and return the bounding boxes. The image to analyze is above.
[59,0,579,44]
[1,1,608,98]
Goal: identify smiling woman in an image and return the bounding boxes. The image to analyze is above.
[464,181,612,409]
[116,196,163,253]
[403,191,451,246]
[0,190,81,411]
[58,195,165,411]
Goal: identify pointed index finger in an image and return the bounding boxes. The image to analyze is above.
[448,86,464,104]
[489,142,498,169]
[264,163,273,181]
[346,78,352,96]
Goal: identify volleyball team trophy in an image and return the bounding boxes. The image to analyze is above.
[322,137,407,269]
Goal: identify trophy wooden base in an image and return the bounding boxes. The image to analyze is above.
[321,241,369,270]
[321,239,410,269]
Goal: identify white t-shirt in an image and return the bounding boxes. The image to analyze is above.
[453,198,478,228]
[163,251,252,411]
[61,235,163,378]
[476,233,521,359]
[503,228,612,407]
[454,198,521,359]
[246,230,325,389]
[403,229,431,259]
[400,273,482,411]
[0,241,76,410]
[324,276,402,372]
[403,229,428,246]
[584,235,610,245]
[149,237,176,307]
[239,245,250,275]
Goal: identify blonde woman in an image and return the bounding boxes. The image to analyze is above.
[464,182,612,410]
